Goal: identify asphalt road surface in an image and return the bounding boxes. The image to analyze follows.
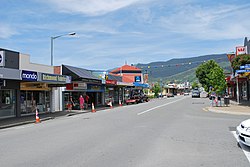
[0,96,249,167]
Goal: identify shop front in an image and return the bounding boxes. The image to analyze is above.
[20,70,71,115]
[117,82,134,103]
[0,68,21,119]
[63,82,104,110]
[105,80,118,105]
[62,65,104,110]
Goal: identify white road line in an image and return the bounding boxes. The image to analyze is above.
[231,131,250,163]
[137,97,186,115]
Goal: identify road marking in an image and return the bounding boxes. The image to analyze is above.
[202,107,209,112]
[137,97,186,115]
[231,131,250,163]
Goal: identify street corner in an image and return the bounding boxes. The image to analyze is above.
[205,105,250,115]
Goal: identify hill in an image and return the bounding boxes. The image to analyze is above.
[135,54,231,83]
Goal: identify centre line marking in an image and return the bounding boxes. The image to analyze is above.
[137,97,186,115]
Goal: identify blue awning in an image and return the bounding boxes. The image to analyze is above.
[133,82,149,88]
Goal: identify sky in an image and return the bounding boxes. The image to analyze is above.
[0,0,250,70]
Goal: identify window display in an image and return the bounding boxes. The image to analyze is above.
[0,89,16,118]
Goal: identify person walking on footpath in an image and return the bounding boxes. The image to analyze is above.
[85,94,89,109]
[68,96,74,112]
[79,95,85,110]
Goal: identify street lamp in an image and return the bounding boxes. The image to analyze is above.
[50,32,76,66]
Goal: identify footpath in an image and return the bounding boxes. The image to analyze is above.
[0,105,115,130]
[206,99,250,115]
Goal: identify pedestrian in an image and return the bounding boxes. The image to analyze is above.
[79,95,85,110]
[85,94,89,109]
[68,96,74,112]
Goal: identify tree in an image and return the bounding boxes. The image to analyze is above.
[231,54,250,72]
[152,82,161,97]
[196,60,226,94]
[191,81,199,89]
[207,66,227,95]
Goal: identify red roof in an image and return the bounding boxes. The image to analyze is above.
[110,65,141,73]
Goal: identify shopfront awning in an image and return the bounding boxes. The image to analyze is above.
[133,82,149,88]
[62,65,101,83]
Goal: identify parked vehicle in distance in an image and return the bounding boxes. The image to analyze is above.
[125,89,149,105]
[140,94,149,102]
[237,119,250,146]
[166,93,174,97]
[184,92,189,96]
[192,90,200,98]
[126,96,140,105]
[200,91,208,98]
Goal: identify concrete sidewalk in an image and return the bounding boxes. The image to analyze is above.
[0,105,117,130]
[206,99,250,115]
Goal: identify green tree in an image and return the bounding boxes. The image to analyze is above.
[231,54,250,72]
[196,60,226,94]
[207,66,227,95]
[191,81,199,89]
[152,82,160,97]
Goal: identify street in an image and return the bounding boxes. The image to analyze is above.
[0,96,249,167]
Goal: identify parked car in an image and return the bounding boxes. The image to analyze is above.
[184,92,189,96]
[200,91,208,98]
[126,96,140,105]
[126,94,149,105]
[140,94,149,102]
[166,93,174,97]
[192,90,200,98]
[237,119,250,146]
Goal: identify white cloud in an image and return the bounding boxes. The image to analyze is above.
[158,4,250,40]
[46,0,143,16]
[0,24,17,39]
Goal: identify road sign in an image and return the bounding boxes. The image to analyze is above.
[236,69,250,74]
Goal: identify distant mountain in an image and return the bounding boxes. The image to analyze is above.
[135,54,231,83]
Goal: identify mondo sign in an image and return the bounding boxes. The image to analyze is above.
[21,70,38,81]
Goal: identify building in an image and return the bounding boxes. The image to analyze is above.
[0,48,71,119]
[0,49,21,118]
[227,37,250,104]
[57,65,104,110]
[110,64,149,102]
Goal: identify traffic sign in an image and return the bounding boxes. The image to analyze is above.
[236,69,250,74]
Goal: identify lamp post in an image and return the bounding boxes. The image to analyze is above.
[50,32,76,66]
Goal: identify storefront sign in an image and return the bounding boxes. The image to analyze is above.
[236,46,246,56]
[0,68,21,80]
[117,82,133,86]
[87,84,105,92]
[134,76,141,82]
[106,80,117,85]
[0,51,5,67]
[42,73,70,83]
[73,82,87,90]
[22,70,38,81]
[236,69,250,74]
[91,85,101,90]
[240,64,250,70]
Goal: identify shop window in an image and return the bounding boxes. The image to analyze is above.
[21,91,51,115]
[0,90,16,118]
